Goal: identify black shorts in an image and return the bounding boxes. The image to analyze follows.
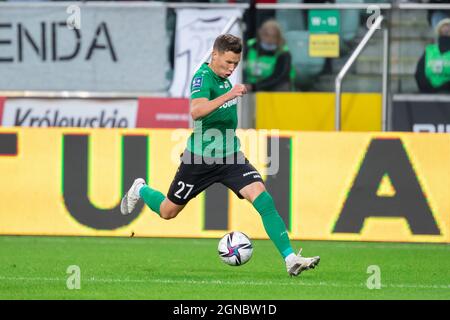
[167,150,264,205]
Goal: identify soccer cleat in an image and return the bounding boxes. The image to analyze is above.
[120,178,145,215]
[286,248,320,276]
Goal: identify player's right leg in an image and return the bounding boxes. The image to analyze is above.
[159,198,186,220]
[121,150,219,219]
[120,178,185,219]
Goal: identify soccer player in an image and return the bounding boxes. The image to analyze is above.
[121,34,320,276]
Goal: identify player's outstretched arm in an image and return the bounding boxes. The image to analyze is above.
[190,84,247,120]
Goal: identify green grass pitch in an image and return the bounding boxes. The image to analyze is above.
[0,236,449,300]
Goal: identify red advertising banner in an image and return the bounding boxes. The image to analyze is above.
[0,97,191,129]
[0,97,5,125]
[137,97,189,128]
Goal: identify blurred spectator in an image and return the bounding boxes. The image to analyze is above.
[415,18,450,93]
[243,0,277,48]
[426,0,450,31]
[244,19,295,92]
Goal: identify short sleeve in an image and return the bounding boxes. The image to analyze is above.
[190,74,211,100]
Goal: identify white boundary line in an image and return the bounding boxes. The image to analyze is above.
[1,237,449,251]
[0,276,449,290]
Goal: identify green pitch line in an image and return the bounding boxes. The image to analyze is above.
[0,236,449,300]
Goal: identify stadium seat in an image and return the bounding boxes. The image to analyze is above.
[336,0,364,43]
[284,30,325,86]
[275,0,306,33]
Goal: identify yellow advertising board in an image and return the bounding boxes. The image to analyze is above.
[0,128,449,243]
[256,92,382,131]
[309,34,340,58]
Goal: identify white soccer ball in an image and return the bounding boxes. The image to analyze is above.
[218,231,253,266]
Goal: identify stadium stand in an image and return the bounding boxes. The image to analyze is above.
[244,20,295,91]
[0,0,448,94]
[276,0,307,33]
[285,30,326,87]
[337,0,364,44]
[414,15,450,92]
[312,4,437,93]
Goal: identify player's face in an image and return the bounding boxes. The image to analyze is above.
[211,50,241,78]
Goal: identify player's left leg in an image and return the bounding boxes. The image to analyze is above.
[221,153,319,276]
[239,182,320,276]
[239,182,295,260]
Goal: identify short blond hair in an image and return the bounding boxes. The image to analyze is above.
[258,19,286,48]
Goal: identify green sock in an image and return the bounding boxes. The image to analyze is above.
[139,185,165,215]
[252,191,294,259]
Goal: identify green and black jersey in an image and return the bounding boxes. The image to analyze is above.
[187,63,240,158]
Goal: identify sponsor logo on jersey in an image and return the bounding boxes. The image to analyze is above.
[192,76,203,89]
[219,97,238,109]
